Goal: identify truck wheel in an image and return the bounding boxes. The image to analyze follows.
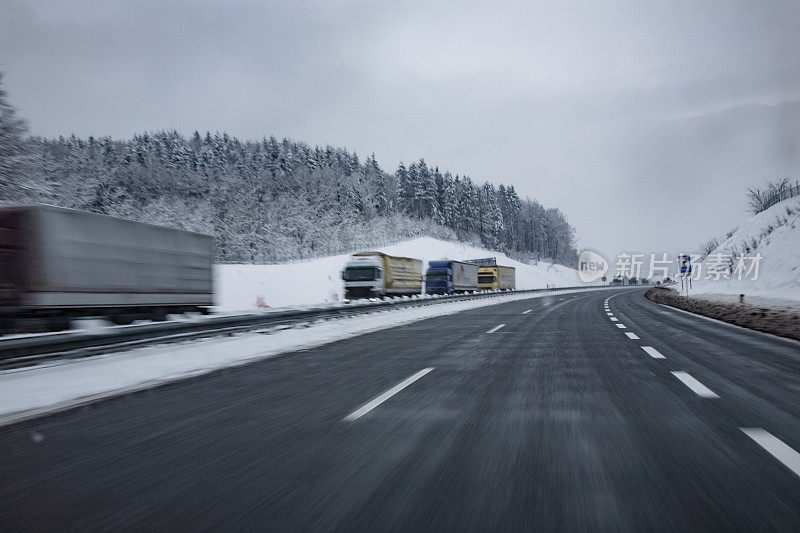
[111,314,136,325]
[0,317,13,334]
[46,316,71,332]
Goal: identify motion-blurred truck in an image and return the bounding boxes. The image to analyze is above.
[0,205,214,331]
[342,252,422,302]
[425,260,479,295]
[478,265,516,291]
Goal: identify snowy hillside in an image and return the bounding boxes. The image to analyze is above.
[214,237,582,311]
[692,196,800,304]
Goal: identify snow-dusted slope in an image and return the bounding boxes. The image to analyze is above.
[692,196,800,304]
[214,237,581,311]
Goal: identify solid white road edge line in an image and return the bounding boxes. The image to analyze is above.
[343,368,434,422]
[615,323,627,329]
[487,324,506,333]
[641,346,665,358]
[625,332,640,339]
[740,428,800,478]
[670,371,719,398]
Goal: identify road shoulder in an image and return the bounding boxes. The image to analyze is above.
[645,287,800,343]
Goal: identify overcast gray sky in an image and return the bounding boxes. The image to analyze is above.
[2,0,799,258]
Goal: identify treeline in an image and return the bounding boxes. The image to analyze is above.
[1,77,576,265]
[8,131,577,264]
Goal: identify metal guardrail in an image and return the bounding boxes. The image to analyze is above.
[758,181,800,213]
[0,285,628,368]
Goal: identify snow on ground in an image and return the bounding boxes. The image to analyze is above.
[214,237,583,312]
[0,287,616,425]
[682,292,800,311]
[691,196,800,305]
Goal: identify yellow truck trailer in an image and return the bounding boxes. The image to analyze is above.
[342,252,423,301]
[478,265,516,291]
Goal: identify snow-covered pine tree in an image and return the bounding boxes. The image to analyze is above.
[365,153,390,216]
[413,158,436,219]
[395,162,411,213]
[440,171,455,227]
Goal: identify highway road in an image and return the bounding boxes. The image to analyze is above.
[2,288,800,530]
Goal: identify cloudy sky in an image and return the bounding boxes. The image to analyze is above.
[2,0,799,258]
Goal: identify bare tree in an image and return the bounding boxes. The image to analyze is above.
[747,178,791,214]
[699,237,719,256]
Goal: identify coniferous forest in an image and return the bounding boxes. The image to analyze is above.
[1,78,577,265]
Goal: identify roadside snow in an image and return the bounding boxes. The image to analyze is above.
[0,287,614,425]
[691,197,800,305]
[684,293,800,311]
[214,236,584,312]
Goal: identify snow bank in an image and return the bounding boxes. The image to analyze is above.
[214,237,582,312]
[0,288,609,425]
[691,196,800,304]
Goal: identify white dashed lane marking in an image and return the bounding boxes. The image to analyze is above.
[343,368,434,422]
[486,324,506,333]
[671,371,719,398]
[641,346,665,359]
[625,332,640,339]
[615,323,627,329]
[741,428,800,478]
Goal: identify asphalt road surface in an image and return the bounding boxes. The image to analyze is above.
[2,288,800,531]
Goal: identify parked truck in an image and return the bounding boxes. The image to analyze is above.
[477,265,516,291]
[425,260,479,295]
[0,205,214,331]
[342,252,422,301]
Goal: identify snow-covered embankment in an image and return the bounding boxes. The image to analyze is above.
[692,196,800,307]
[214,236,582,312]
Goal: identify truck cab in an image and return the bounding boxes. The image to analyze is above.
[478,266,499,291]
[342,255,383,301]
[425,261,453,295]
